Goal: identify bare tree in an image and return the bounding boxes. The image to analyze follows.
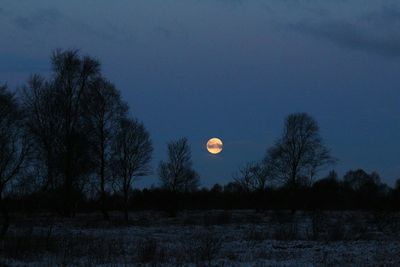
[111,118,152,222]
[82,78,128,220]
[52,50,101,217]
[265,113,335,190]
[158,138,199,193]
[233,162,269,193]
[22,49,100,216]
[0,85,31,238]
[22,75,61,192]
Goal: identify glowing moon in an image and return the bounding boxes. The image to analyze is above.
[206,138,223,154]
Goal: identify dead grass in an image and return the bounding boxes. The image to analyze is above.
[1,210,400,266]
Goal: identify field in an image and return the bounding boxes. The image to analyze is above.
[1,210,400,266]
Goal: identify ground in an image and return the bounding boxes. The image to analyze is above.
[1,210,400,266]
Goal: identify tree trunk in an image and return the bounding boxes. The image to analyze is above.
[290,172,297,214]
[0,193,9,239]
[100,160,109,220]
[100,188,109,220]
[123,185,129,223]
[63,154,73,217]
[100,131,109,221]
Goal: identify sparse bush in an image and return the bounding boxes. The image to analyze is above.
[0,227,58,259]
[184,230,223,267]
[372,211,400,234]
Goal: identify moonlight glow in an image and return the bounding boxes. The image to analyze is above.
[206,138,223,154]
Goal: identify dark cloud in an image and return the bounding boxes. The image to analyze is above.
[11,7,114,41]
[364,4,400,24]
[285,2,400,57]
[290,19,400,57]
[13,8,62,30]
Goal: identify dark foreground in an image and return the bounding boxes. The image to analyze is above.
[1,210,400,266]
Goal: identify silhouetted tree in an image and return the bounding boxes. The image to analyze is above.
[265,113,334,211]
[342,169,388,208]
[395,179,400,191]
[393,179,400,210]
[223,182,242,194]
[23,50,100,216]
[53,50,101,217]
[158,138,199,193]
[233,162,269,193]
[311,170,342,209]
[0,85,31,238]
[111,118,152,222]
[210,184,223,194]
[343,169,381,191]
[266,113,334,189]
[22,75,61,192]
[82,78,128,220]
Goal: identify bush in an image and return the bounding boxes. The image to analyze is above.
[183,230,222,267]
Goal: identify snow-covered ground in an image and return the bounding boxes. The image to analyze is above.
[1,210,400,266]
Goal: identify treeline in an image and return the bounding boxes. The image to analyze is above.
[8,169,400,213]
[1,49,400,237]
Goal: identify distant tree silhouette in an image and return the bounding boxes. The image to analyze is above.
[111,118,152,222]
[158,138,199,193]
[0,85,31,238]
[343,169,381,191]
[223,182,242,194]
[265,113,335,210]
[210,183,223,194]
[311,170,342,209]
[394,179,400,209]
[342,169,388,208]
[233,162,269,193]
[395,179,400,191]
[82,78,128,220]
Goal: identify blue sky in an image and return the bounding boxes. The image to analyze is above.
[1,0,400,187]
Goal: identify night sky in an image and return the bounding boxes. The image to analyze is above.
[1,0,399,187]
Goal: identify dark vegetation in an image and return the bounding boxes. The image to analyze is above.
[1,49,400,241]
[1,211,400,266]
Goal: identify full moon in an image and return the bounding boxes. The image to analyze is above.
[206,138,223,154]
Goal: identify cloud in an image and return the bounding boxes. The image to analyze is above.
[13,8,62,30]
[288,4,400,57]
[365,4,400,24]
[290,20,400,57]
[10,7,115,41]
